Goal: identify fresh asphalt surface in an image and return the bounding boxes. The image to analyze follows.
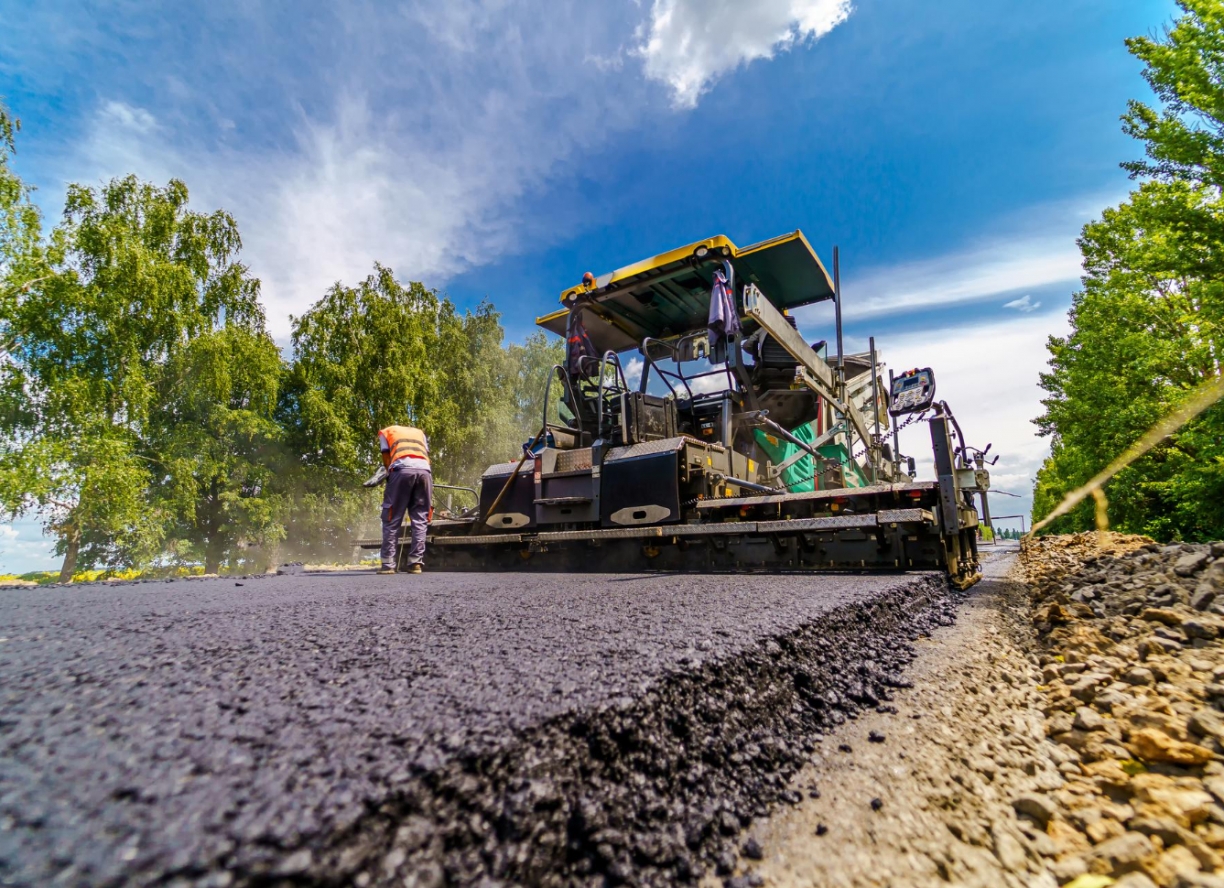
[0,568,938,885]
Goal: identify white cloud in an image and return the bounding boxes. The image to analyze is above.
[790,194,1117,327]
[39,1,861,340]
[76,97,533,334]
[829,310,1072,531]
[687,368,738,395]
[637,0,853,108]
[834,235,1081,321]
[98,100,157,135]
[627,354,738,397]
[57,3,684,339]
[624,356,645,388]
[72,93,564,337]
[1004,294,1041,312]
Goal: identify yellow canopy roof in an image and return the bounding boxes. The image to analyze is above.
[536,231,834,354]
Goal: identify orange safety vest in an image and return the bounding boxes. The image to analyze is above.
[379,425,430,467]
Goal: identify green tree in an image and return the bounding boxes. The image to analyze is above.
[1123,1,1224,195]
[0,175,268,578]
[0,103,46,319]
[1034,1,1224,540]
[282,264,546,485]
[283,265,451,479]
[152,325,286,573]
[1037,182,1224,538]
[278,266,563,560]
[507,330,568,433]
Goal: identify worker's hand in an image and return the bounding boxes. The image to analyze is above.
[362,465,388,488]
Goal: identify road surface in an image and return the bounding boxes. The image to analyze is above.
[0,569,952,886]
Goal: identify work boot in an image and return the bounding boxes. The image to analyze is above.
[377,567,396,575]
[407,563,423,574]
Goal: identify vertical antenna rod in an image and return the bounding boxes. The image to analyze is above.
[889,368,901,469]
[869,337,881,439]
[832,245,849,465]
[869,335,881,483]
[833,246,844,371]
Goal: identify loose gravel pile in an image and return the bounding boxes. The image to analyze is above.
[0,570,955,887]
[1021,532,1224,888]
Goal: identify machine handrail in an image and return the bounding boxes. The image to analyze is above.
[432,483,479,518]
[595,350,628,437]
[541,363,583,435]
[657,367,692,401]
[638,336,687,400]
[433,483,478,499]
[678,364,737,397]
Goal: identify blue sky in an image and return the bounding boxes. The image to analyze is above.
[0,0,1178,571]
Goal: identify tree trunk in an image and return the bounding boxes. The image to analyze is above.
[255,540,278,575]
[204,537,224,575]
[203,482,223,574]
[58,526,80,583]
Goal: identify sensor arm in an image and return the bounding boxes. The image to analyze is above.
[741,284,881,472]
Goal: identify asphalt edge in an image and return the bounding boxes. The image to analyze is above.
[198,574,959,888]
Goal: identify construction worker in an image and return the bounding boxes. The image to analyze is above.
[376,424,432,574]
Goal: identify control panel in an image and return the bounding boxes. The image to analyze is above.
[889,367,936,416]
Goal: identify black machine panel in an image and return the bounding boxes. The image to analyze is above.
[889,368,936,416]
[478,467,537,531]
[600,451,682,528]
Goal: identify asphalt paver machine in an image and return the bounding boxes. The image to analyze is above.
[424,231,990,587]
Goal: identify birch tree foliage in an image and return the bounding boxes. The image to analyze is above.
[1123,0,1224,194]
[1034,181,1224,538]
[0,175,268,577]
[277,266,563,561]
[0,104,44,312]
[281,264,553,487]
[152,324,285,574]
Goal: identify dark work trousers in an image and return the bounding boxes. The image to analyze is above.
[381,467,432,570]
